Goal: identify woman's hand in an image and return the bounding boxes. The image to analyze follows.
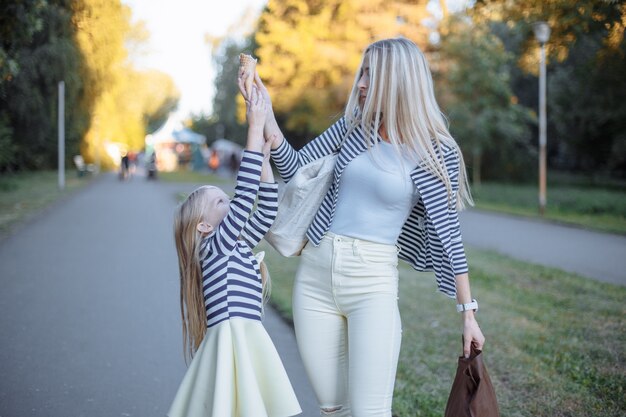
[238,71,284,150]
[259,139,274,183]
[253,73,285,149]
[462,312,485,358]
[454,273,485,357]
[261,136,273,163]
[253,72,273,108]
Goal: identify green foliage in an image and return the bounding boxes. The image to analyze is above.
[256,0,431,147]
[72,0,134,165]
[0,0,48,90]
[190,32,257,146]
[0,0,86,170]
[470,0,626,179]
[472,0,625,72]
[0,0,180,171]
[189,113,218,143]
[547,32,626,176]
[0,114,16,171]
[437,16,534,183]
[214,37,255,145]
[142,70,180,134]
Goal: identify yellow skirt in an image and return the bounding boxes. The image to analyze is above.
[168,318,301,417]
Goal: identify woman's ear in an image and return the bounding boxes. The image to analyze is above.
[196,222,213,234]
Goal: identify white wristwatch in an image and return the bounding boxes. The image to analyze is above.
[456,299,478,313]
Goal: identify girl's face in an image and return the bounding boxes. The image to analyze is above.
[197,186,230,234]
[357,55,370,108]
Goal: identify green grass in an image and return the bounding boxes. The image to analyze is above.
[257,241,626,417]
[472,183,626,234]
[0,170,94,237]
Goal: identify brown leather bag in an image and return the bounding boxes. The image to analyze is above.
[444,343,500,417]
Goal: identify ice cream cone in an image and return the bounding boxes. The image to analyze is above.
[239,53,257,98]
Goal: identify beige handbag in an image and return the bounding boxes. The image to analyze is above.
[265,153,338,256]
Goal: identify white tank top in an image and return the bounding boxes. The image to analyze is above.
[330,141,420,245]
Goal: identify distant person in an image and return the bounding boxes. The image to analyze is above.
[119,153,130,181]
[208,149,220,172]
[146,152,157,180]
[229,151,240,176]
[128,151,137,175]
[169,88,300,416]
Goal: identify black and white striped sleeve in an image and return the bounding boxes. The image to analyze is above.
[205,150,263,256]
[240,181,279,249]
[271,116,347,183]
[444,146,468,275]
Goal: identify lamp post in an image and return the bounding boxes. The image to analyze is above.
[58,81,65,191]
[533,21,550,216]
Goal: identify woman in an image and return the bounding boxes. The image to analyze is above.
[241,37,485,417]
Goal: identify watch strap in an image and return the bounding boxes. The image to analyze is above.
[456,299,478,313]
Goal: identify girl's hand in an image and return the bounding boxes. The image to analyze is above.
[462,314,485,358]
[245,87,266,153]
[245,86,267,130]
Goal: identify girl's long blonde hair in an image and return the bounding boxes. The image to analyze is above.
[173,187,210,362]
[173,186,271,362]
[344,37,473,210]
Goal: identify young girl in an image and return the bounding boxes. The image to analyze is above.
[169,88,301,417]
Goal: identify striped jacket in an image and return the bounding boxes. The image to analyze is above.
[271,117,468,298]
[199,151,278,327]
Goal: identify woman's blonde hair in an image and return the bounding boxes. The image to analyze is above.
[173,186,271,362]
[344,37,473,210]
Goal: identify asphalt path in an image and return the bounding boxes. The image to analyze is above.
[460,210,626,286]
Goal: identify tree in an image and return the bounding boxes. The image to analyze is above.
[471,0,626,178]
[0,0,48,93]
[0,0,179,171]
[0,0,87,170]
[72,0,179,167]
[72,0,132,166]
[214,37,254,145]
[437,16,533,184]
[141,70,180,134]
[255,0,430,147]
[547,30,626,176]
[472,0,625,73]
[189,36,253,147]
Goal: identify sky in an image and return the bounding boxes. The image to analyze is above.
[122,0,467,121]
[122,0,268,120]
